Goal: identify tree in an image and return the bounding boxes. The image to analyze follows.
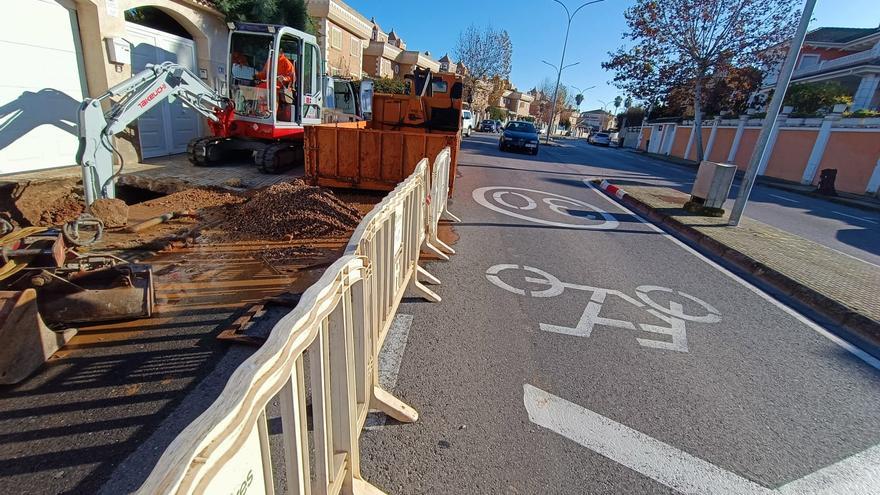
[454,25,514,110]
[213,0,311,32]
[603,0,800,161]
[575,93,585,108]
[783,82,852,115]
[613,95,622,115]
[371,77,407,95]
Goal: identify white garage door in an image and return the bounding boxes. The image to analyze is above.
[126,23,201,159]
[0,0,87,175]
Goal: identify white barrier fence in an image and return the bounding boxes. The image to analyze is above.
[136,151,456,494]
[423,148,460,261]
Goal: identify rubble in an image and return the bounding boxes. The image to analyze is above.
[223,179,361,240]
[0,179,85,227]
[90,198,129,228]
[142,187,245,211]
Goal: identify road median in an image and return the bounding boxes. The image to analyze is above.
[594,179,880,353]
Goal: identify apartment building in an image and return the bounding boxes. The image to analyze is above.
[307,0,372,78]
[363,20,439,79]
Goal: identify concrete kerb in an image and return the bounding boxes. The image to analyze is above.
[626,149,880,213]
[592,179,880,353]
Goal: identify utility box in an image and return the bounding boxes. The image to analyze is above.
[687,160,736,215]
[105,37,131,65]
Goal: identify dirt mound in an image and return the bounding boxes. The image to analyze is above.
[225,180,361,240]
[0,179,85,227]
[90,198,129,228]
[143,188,245,211]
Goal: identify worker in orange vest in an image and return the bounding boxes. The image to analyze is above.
[256,53,296,121]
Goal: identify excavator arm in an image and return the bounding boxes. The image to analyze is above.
[77,62,231,205]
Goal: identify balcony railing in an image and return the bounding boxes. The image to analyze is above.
[764,44,880,86]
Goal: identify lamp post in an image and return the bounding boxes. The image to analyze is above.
[570,84,595,137]
[728,0,816,226]
[544,0,606,143]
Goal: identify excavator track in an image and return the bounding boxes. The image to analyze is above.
[187,137,226,167]
[255,142,304,174]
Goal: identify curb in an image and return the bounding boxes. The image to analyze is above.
[594,179,880,353]
[624,150,880,213]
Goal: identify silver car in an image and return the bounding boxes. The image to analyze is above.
[589,132,611,146]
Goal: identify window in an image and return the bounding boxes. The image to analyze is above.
[381,59,391,76]
[350,35,361,57]
[798,54,820,70]
[330,25,343,50]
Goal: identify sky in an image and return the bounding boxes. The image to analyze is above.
[345,0,880,112]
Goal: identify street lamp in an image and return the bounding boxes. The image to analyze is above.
[570,84,595,137]
[544,0,606,143]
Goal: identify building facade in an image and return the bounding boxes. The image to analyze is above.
[499,90,534,120]
[0,0,229,174]
[579,109,615,131]
[307,0,372,78]
[362,20,439,80]
[761,26,880,111]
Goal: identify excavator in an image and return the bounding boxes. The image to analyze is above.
[77,21,370,208]
[0,22,375,384]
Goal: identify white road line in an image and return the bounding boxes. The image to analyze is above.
[769,194,800,203]
[776,444,880,495]
[831,211,878,224]
[364,314,413,429]
[523,384,772,494]
[583,180,880,370]
[524,384,880,495]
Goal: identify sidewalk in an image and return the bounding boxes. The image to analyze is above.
[628,149,880,213]
[596,180,880,349]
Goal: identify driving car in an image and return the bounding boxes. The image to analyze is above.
[462,109,474,137]
[589,132,611,146]
[479,119,497,132]
[499,121,540,155]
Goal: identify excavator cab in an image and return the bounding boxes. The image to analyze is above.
[189,22,324,172]
[226,22,323,134]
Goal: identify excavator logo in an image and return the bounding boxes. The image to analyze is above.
[138,83,167,109]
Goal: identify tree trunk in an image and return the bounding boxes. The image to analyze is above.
[693,76,705,162]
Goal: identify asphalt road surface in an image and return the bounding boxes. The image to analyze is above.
[552,137,880,267]
[359,134,880,494]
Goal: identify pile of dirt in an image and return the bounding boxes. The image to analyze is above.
[90,198,129,228]
[142,188,245,211]
[1,179,85,227]
[225,180,361,240]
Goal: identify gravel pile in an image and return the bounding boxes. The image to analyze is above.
[226,180,361,240]
[146,188,245,211]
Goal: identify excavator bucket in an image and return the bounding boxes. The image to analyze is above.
[0,289,76,385]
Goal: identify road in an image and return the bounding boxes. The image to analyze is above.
[548,137,880,266]
[359,134,880,494]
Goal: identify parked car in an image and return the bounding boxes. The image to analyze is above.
[479,119,497,132]
[499,121,540,155]
[461,110,474,137]
[589,132,611,146]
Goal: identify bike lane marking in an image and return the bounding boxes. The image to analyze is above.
[525,384,880,495]
[581,179,880,370]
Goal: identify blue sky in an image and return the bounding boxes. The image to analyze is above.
[346,0,880,111]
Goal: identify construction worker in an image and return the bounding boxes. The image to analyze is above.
[256,53,297,121]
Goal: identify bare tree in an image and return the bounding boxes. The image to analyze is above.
[603,0,800,161]
[455,25,513,107]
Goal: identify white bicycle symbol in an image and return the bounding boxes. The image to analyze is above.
[472,186,620,230]
[485,264,722,353]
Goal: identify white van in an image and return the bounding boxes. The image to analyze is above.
[461,109,474,137]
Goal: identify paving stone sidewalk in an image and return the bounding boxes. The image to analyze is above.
[618,184,880,327]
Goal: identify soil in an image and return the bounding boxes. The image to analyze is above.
[1,179,85,227]
[90,198,129,228]
[218,179,362,241]
[140,187,245,211]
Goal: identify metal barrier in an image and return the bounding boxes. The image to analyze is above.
[137,155,453,495]
[423,147,461,261]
